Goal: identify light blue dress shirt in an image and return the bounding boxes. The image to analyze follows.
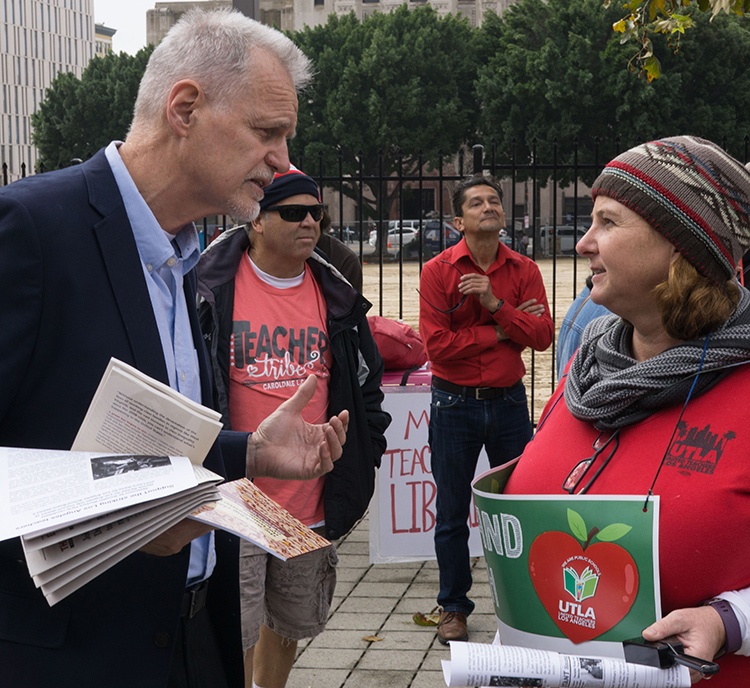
[105,141,215,584]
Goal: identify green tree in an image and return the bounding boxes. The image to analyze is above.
[31,46,154,170]
[289,5,479,217]
[476,0,750,181]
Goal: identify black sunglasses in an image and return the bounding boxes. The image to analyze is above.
[562,428,621,495]
[416,261,468,314]
[264,204,324,223]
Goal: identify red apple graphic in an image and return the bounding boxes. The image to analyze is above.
[528,509,638,643]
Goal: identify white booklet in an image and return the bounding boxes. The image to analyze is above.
[3,358,330,605]
[442,642,689,688]
[71,358,223,464]
[0,447,223,604]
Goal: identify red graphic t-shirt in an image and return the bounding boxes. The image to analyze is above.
[229,254,331,526]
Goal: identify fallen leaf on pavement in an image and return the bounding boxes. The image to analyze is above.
[412,605,441,626]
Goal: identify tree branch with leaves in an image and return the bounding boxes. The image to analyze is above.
[609,0,748,80]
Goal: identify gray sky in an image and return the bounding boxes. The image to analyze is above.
[94,0,155,56]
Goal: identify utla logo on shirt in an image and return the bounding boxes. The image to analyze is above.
[665,422,734,475]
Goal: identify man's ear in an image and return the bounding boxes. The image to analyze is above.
[166,80,204,138]
[454,216,465,233]
[249,215,265,236]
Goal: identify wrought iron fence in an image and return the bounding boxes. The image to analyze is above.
[5,136,749,418]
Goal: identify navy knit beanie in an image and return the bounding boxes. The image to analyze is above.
[259,164,320,210]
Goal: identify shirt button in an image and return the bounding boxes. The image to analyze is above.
[167,257,176,267]
[146,263,153,272]
[181,372,186,381]
[153,632,170,648]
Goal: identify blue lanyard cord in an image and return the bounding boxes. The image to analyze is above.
[643,333,711,512]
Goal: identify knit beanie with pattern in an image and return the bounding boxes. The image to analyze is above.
[259,164,320,210]
[591,136,750,285]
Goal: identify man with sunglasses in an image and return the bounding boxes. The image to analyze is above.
[197,167,390,688]
[418,174,553,644]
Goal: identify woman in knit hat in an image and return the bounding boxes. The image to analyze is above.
[504,136,750,684]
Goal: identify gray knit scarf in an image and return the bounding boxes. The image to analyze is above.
[564,287,750,430]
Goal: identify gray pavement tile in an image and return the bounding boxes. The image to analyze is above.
[344,524,369,541]
[393,597,439,615]
[336,540,370,555]
[473,596,497,612]
[287,668,350,688]
[380,613,437,633]
[350,581,411,598]
[336,566,368,583]
[365,630,436,651]
[401,582,438,598]
[356,649,427,671]
[332,578,358,597]
[469,630,498,645]
[361,566,421,583]
[421,647,450,672]
[469,614,499,632]
[325,611,390,630]
[342,670,416,688]
[293,647,364,670]
[337,596,399,614]
[336,554,373,569]
[410,670,448,688]
[309,629,381,649]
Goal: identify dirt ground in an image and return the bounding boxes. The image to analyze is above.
[362,256,591,424]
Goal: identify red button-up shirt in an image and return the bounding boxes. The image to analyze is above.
[419,238,553,388]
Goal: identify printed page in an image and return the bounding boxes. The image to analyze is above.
[72,358,223,465]
[0,447,199,541]
[22,464,223,551]
[442,642,690,688]
[38,491,216,606]
[22,481,221,576]
[189,478,331,561]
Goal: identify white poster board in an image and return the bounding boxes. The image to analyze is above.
[369,385,489,563]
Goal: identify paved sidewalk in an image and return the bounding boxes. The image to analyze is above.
[287,514,496,688]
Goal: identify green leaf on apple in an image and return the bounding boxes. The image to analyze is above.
[595,523,632,542]
[567,509,588,541]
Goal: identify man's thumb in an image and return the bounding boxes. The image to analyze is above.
[281,375,318,414]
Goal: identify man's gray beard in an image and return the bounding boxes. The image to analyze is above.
[226,197,261,225]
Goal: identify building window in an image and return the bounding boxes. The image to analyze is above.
[314,0,324,5]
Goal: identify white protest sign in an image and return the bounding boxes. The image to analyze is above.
[369,385,489,563]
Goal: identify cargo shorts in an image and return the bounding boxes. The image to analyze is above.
[239,537,338,651]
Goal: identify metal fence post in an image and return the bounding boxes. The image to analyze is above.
[472,144,483,175]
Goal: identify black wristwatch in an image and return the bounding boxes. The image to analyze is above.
[493,299,504,314]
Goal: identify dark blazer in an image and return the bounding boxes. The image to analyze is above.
[0,149,246,687]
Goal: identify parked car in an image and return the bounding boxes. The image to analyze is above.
[391,221,462,260]
[385,227,420,254]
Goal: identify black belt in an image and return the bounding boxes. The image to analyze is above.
[432,376,522,400]
[181,580,209,619]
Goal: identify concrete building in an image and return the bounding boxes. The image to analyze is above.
[1,0,95,181]
[146,0,514,45]
[94,23,116,57]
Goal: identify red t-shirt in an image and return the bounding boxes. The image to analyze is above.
[229,255,331,526]
[505,365,750,685]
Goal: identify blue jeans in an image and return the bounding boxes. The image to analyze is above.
[429,383,533,616]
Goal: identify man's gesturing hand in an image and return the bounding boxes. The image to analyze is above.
[246,375,350,481]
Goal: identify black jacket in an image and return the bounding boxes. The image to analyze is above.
[196,227,390,540]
